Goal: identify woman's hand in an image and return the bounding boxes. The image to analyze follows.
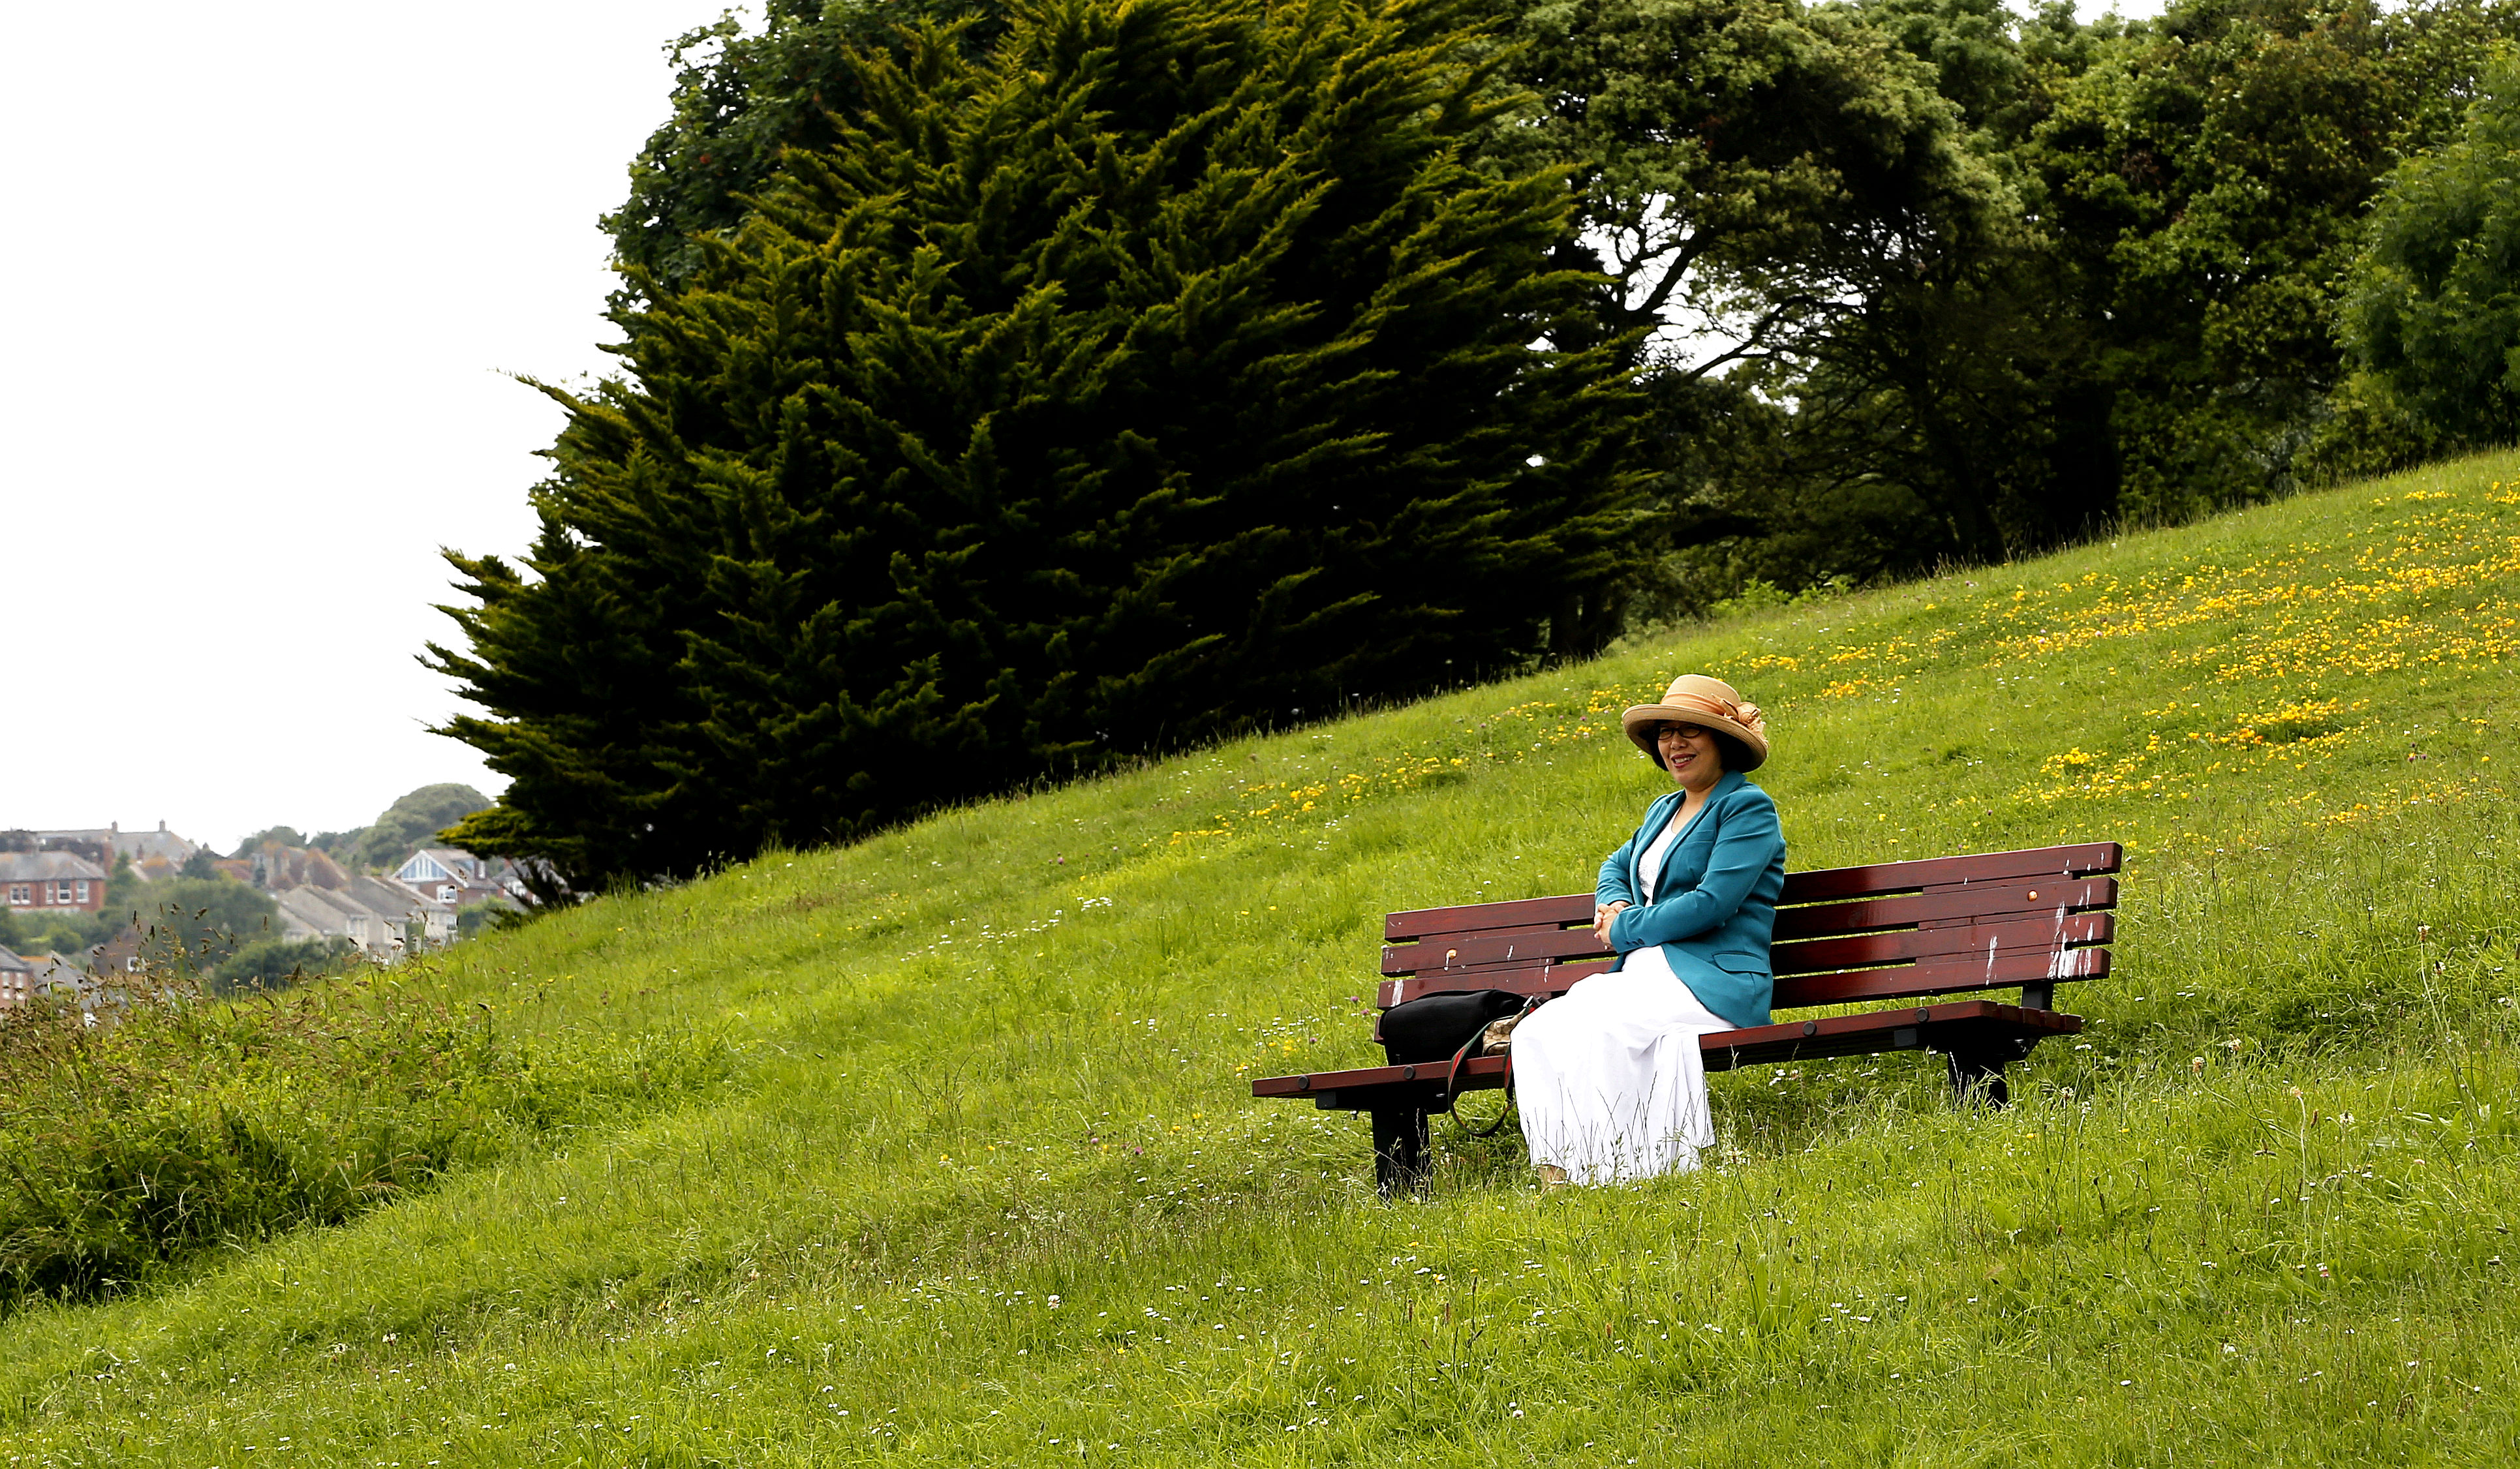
[1591,901,1629,947]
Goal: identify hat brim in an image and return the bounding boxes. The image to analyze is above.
[1620,704,1768,772]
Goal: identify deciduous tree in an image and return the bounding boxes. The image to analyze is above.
[2341,61,2520,445]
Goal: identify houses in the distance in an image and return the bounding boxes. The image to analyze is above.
[0,944,89,1012]
[37,821,200,882]
[273,873,457,958]
[5,816,531,975]
[251,845,525,962]
[0,945,35,1007]
[0,851,110,913]
[394,847,524,906]
[0,941,136,1016]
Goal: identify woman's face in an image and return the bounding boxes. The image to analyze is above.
[1657,722,1724,791]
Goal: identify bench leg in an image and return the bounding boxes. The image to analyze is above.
[1945,1043,2011,1107]
[1370,1105,1431,1197]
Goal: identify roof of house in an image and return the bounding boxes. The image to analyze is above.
[87,924,141,966]
[33,952,89,986]
[396,849,457,883]
[274,885,378,934]
[0,851,110,883]
[31,828,114,848]
[0,945,29,975]
[402,846,519,877]
[44,825,194,860]
[350,874,451,917]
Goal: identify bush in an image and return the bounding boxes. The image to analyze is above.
[0,971,734,1310]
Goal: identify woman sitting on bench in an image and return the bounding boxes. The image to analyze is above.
[1513,674,1786,1185]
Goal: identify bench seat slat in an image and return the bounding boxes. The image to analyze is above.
[1253,1001,2084,1107]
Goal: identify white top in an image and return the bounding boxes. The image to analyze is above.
[1635,800,1700,903]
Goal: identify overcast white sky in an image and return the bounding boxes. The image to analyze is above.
[1,0,2164,856]
[3,1,759,852]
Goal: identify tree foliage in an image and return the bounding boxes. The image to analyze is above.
[122,877,281,973]
[608,0,1016,299]
[1483,0,2055,584]
[353,785,492,871]
[1644,0,2520,593]
[232,826,307,858]
[598,0,2520,604]
[436,0,2520,892]
[2342,59,2520,445]
[437,0,1641,890]
[2018,0,2511,524]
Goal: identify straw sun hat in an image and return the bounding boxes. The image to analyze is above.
[1620,674,1770,772]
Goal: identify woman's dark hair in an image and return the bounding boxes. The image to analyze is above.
[1657,726,1751,774]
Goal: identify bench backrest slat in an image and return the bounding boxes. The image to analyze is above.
[1385,894,1590,941]
[1776,911,2112,977]
[1377,946,2111,1012]
[1373,841,2121,1015]
[1379,877,2119,977]
[1779,842,2121,903]
[1775,877,2115,942]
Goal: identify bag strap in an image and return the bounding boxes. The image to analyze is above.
[1450,1071,1518,1138]
[1441,993,1542,1136]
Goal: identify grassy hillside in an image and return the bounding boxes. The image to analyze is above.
[8,455,2520,1465]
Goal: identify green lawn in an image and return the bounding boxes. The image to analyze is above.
[8,455,2520,1464]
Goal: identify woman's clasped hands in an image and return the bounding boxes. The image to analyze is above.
[1591,900,1629,947]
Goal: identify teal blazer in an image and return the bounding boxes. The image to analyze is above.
[1594,770,1787,1029]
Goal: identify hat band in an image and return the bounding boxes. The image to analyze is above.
[1664,693,1760,731]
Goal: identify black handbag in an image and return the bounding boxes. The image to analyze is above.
[1379,988,1528,1063]
[1379,989,1543,1130]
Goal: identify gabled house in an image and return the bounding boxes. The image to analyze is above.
[0,851,110,913]
[275,885,393,956]
[272,875,454,960]
[393,847,526,906]
[350,875,455,950]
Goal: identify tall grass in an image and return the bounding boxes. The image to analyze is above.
[3,454,2519,1464]
[0,968,736,1310]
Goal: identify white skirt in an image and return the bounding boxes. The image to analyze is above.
[1513,945,1732,1185]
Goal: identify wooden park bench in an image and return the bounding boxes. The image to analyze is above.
[1252,841,2123,1194]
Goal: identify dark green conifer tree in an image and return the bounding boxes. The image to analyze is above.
[432,0,1641,892]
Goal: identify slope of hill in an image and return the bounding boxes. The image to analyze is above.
[8,457,2520,1464]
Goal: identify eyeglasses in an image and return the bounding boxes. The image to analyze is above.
[1657,723,1713,741]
